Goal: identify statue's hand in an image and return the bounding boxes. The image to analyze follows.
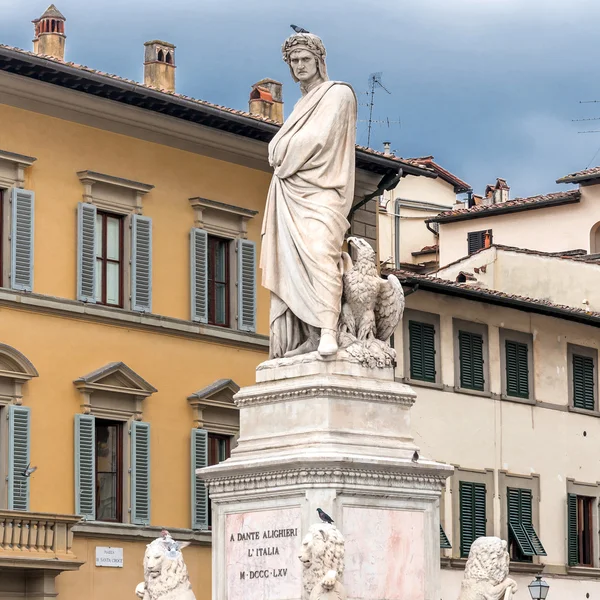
[135,582,146,598]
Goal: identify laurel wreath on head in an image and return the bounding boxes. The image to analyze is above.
[282,34,326,64]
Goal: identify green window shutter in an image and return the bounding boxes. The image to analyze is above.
[191,428,209,530]
[10,188,35,292]
[77,202,97,302]
[409,321,436,382]
[459,481,486,557]
[567,493,579,566]
[131,421,151,525]
[573,354,595,410]
[8,405,31,511]
[74,414,96,520]
[505,341,529,398]
[507,488,535,556]
[459,331,484,391]
[237,239,256,332]
[190,228,208,323]
[440,524,452,549]
[131,215,152,313]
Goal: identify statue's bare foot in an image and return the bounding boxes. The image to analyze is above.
[318,329,338,356]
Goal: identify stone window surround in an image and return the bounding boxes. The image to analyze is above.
[187,378,240,438]
[450,466,495,558]
[0,150,37,287]
[402,309,442,388]
[499,328,535,404]
[77,171,154,311]
[567,478,600,571]
[498,471,542,564]
[567,343,598,414]
[189,197,258,330]
[453,319,490,396]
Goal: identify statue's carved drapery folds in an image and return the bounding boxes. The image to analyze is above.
[260,33,357,358]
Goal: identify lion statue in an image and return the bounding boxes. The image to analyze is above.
[298,523,347,600]
[458,537,518,600]
[135,530,196,600]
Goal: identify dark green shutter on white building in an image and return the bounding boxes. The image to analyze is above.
[505,340,529,398]
[74,413,96,520]
[8,405,31,511]
[440,524,451,549]
[131,421,151,525]
[459,481,486,557]
[409,321,436,382]
[507,488,546,556]
[459,331,485,390]
[573,354,595,411]
[11,188,35,292]
[567,493,579,566]
[191,428,209,530]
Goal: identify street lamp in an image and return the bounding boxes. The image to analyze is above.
[528,575,550,600]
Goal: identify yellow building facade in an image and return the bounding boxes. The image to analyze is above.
[0,6,427,599]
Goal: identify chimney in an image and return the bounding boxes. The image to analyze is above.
[144,41,176,92]
[383,141,391,155]
[32,4,66,60]
[249,79,283,124]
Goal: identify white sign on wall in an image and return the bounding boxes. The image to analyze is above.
[95,546,124,568]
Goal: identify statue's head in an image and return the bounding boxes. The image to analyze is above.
[463,536,510,585]
[282,33,328,88]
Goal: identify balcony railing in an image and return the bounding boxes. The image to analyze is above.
[0,510,81,560]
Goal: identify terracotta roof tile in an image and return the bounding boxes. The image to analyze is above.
[405,156,471,193]
[427,189,581,223]
[557,165,600,184]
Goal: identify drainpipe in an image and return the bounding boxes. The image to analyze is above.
[394,198,401,270]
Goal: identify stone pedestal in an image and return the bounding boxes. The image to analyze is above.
[200,357,452,600]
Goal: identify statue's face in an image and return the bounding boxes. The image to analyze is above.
[289,49,320,85]
[146,550,164,579]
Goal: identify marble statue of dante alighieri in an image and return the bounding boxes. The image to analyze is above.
[261,33,358,359]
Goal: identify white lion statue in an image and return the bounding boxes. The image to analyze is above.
[135,530,196,600]
[458,537,518,600]
[298,523,347,600]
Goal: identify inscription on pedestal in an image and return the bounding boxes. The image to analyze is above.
[226,508,302,600]
[343,506,425,600]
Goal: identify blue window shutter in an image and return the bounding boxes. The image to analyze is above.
[131,215,152,313]
[75,414,95,520]
[131,421,151,525]
[190,228,208,323]
[191,428,209,530]
[8,405,31,511]
[237,239,256,332]
[77,202,97,302]
[10,188,34,292]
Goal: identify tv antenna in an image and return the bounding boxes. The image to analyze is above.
[363,72,400,148]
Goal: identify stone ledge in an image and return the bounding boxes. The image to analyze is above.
[0,557,84,571]
[0,288,268,351]
[72,522,212,545]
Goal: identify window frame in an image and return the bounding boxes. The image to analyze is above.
[206,235,231,328]
[95,210,125,308]
[402,309,441,387]
[94,418,124,523]
[207,432,232,527]
[453,319,490,395]
[500,329,534,403]
[568,344,598,413]
[576,495,594,567]
[467,229,492,255]
[567,479,600,569]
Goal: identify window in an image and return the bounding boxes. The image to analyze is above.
[467,229,492,255]
[207,236,230,327]
[507,488,546,562]
[459,481,487,557]
[0,189,3,287]
[440,524,451,549]
[458,331,484,391]
[95,419,123,522]
[95,211,124,307]
[568,494,594,566]
[568,345,597,412]
[408,320,436,382]
[207,433,231,527]
[500,330,533,401]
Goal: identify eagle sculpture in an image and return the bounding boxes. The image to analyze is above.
[339,236,405,344]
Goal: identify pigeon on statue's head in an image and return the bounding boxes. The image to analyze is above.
[317,508,334,524]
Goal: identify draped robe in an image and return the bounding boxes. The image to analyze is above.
[260,80,357,357]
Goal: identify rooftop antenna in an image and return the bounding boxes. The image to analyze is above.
[366,72,392,148]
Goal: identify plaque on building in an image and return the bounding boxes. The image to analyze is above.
[226,508,302,600]
[95,546,124,568]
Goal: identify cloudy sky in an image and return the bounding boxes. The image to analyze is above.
[1,0,599,197]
